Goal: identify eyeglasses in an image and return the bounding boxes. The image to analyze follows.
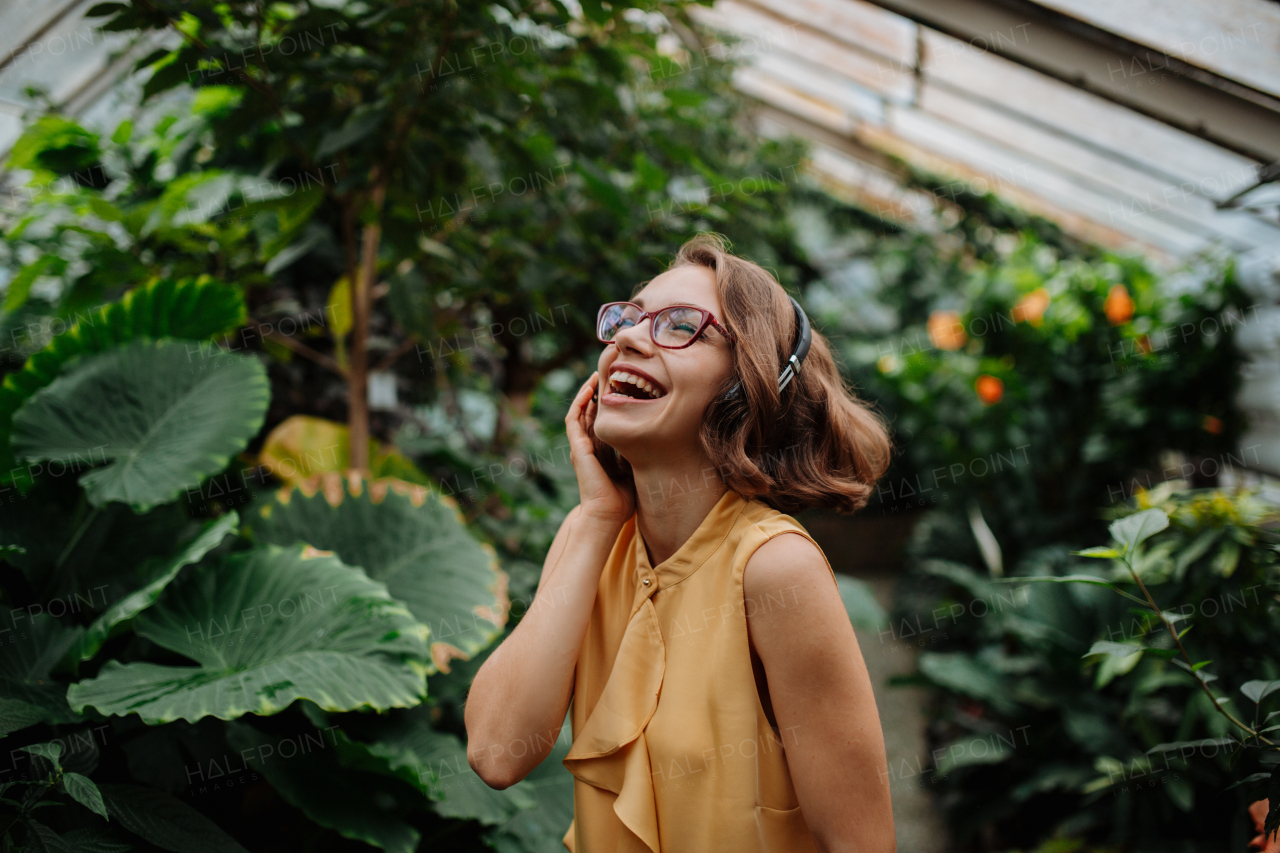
[596,301,735,349]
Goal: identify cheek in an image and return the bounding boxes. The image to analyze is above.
[671,359,731,407]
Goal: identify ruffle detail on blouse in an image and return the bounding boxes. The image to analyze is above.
[563,596,665,853]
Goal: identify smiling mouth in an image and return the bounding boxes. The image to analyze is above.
[607,371,666,400]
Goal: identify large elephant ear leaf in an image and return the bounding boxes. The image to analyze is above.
[226,721,422,853]
[246,472,508,673]
[12,340,269,511]
[339,705,533,827]
[0,277,244,487]
[98,783,249,853]
[0,614,83,733]
[0,698,48,738]
[333,706,574,850]
[72,512,240,662]
[66,545,428,724]
[484,717,576,853]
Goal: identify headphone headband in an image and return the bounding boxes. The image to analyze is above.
[777,296,812,393]
[723,296,812,401]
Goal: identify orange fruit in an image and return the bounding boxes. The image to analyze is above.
[1012,288,1050,326]
[976,374,1004,405]
[1105,284,1134,325]
[928,311,967,350]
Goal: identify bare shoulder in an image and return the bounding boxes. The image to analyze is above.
[743,531,833,600]
[743,531,846,641]
[744,531,863,695]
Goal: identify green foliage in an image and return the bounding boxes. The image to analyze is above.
[347,706,534,826]
[898,487,1280,851]
[0,293,562,853]
[0,615,83,728]
[0,738,138,852]
[98,783,249,852]
[0,268,551,850]
[8,116,102,179]
[227,721,425,853]
[71,512,239,662]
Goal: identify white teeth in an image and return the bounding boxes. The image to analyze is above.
[608,370,664,398]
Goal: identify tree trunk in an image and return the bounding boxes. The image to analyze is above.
[348,180,387,471]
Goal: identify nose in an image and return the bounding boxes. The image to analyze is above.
[612,316,654,354]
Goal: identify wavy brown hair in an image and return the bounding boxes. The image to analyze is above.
[593,233,891,515]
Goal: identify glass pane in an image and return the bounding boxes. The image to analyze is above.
[654,306,704,346]
[599,303,641,340]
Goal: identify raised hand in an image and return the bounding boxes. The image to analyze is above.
[565,371,636,527]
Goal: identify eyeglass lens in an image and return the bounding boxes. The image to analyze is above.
[599,304,706,347]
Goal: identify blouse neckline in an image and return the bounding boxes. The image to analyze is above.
[631,488,748,592]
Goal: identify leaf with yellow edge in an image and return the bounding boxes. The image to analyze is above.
[258,415,427,487]
[245,472,508,674]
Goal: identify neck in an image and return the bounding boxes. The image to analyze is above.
[630,450,729,568]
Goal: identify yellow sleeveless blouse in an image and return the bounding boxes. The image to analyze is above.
[562,488,829,852]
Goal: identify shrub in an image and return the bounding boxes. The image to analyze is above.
[896,486,1280,852]
[837,231,1251,559]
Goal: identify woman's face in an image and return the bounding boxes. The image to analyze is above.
[593,264,734,461]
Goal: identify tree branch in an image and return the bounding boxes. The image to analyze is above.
[1124,556,1269,744]
[346,6,457,467]
[373,335,420,374]
[348,177,388,471]
[255,325,347,377]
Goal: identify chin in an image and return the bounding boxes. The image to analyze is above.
[592,416,636,450]
[596,413,700,463]
[594,411,662,454]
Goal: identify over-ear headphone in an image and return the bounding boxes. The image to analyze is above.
[722,296,812,402]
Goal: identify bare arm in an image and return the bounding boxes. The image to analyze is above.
[465,372,635,789]
[745,533,895,853]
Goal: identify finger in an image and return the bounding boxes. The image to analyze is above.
[567,375,598,450]
[575,373,596,407]
[566,373,596,423]
[582,398,597,441]
[584,376,600,417]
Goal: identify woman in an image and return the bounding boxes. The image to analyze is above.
[466,234,895,852]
